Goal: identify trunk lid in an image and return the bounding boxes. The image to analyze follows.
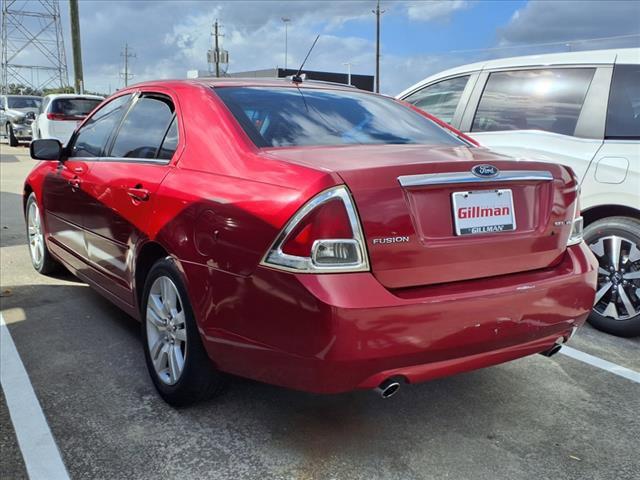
[263,145,579,289]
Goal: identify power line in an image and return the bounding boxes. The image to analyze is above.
[449,32,640,54]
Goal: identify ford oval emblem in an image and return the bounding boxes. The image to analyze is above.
[471,164,499,178]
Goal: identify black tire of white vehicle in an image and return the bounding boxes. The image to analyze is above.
[141,258,227,407]
[584,216,640,337]
[7,123,18,146]
[25,193,60,275]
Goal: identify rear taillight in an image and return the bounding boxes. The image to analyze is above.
[262,186,369,273]
[47,113,83,121]
[567,183,583,247]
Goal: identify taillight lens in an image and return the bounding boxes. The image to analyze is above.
[262,186,369,273]
[47,113,83,121]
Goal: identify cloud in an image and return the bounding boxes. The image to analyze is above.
[405,0,468,22]
[498,0,640,48]
[20,0,639,97]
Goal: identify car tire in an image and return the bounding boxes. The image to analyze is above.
[7,123,19,146]
[584,216,640,337]
[141,257,227,406]
[25,193,60,275]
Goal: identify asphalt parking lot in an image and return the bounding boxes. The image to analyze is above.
[1,143,639,480]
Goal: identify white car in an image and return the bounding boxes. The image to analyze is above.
[32,94,103,145]
[398,48,640,337]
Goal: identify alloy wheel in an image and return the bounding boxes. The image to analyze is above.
[589,235,640,320]
[146,276,188,385]
[27,201,44,268]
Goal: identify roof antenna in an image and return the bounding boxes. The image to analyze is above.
[291,35,320,84]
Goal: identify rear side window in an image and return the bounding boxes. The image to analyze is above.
[403,75,469,124]
[70,94,132,158]
[606,64,640,139]
[110,95,175,159]
[157,117,179,160]
[215,87,463,148]
[472,68,595,136]
[51,98,102,117]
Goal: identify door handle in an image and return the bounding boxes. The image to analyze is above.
[68,176,81,189]
[127,187,150,202]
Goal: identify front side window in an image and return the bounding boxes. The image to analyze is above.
[606,64,640,139]
[403,75,470,124]
[70,94,132,158]
[110,95,175,159]
[215,87,463,148]
[472,68,595,136]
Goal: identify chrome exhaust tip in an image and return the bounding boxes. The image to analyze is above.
[540,336,565,357]
[375,379,401,399]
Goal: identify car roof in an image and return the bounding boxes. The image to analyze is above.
[44,93,104,100]
[122,77,360,93]
[397,47,640,98]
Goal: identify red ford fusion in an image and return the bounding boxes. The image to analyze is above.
[25,78,597,405]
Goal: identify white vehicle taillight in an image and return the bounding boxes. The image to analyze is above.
[261,186,370,273]
[567,190,583,247]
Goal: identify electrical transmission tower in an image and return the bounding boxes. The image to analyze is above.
[1,0,70,94]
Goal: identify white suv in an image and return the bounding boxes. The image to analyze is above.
[398,48,640,337]
[31,94,103,145]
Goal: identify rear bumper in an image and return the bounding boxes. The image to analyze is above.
[192,243,597,394]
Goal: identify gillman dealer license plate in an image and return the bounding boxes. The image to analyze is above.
[452,189,516,236]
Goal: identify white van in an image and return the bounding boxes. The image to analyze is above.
[398,49,640,337]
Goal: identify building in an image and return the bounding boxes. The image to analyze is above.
[187,68,374,92]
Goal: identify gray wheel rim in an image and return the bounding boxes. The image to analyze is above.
[27,201,44,268]
[146,276,187,385]
[589,235,640,320]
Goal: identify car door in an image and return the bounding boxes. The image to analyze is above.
[33,96,50,139]
[42,93,133,271]
[0,96,5,126]
[581,63,640,212]
[81,91,179,305]
[460,66,611,182]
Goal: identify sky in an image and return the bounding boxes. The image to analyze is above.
[10,0,640,95]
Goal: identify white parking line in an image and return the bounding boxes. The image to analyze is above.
[0,313,70,480]
[559,345,640,384]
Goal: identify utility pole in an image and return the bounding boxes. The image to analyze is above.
[343,62,352,86]
[120,43,135,87]
[69,0,83,94]
[282,17,291,71]
[372,0,384,93]
[214,20,220,77]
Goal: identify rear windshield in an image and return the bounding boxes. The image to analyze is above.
[51,98,102,116]
[7,97,41,109]
[215,86,464,148]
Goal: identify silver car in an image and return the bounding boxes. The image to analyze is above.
[0,95,42,146]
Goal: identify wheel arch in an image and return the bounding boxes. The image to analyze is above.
[23,183,34,214]
[134,241,171,315]
[582,204,640,226]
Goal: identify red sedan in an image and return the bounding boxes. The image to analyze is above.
[25,79,597,405]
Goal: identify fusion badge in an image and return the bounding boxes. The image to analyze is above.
[372,236,410,245]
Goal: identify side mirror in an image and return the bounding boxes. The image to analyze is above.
[31,138,63,161]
